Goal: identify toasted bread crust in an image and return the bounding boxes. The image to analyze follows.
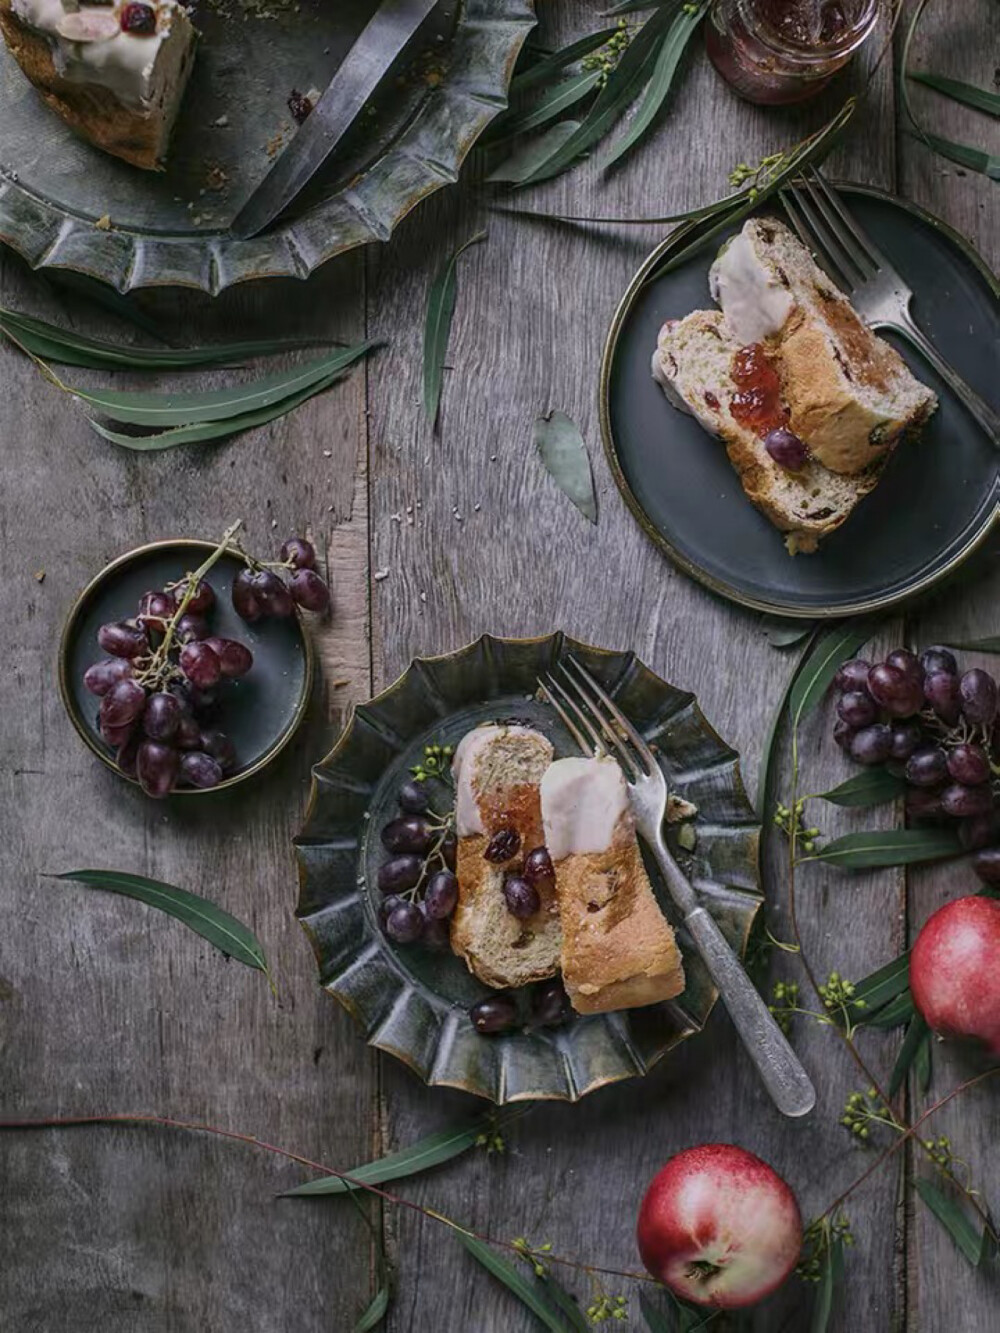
[0,2,186,170]
[556,829,684,1015]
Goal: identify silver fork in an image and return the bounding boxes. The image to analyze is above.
[540,656,816,1120]
[780,167,999,445]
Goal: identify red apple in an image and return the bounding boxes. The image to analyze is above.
[637,1144,802,1309]
[910,895,1000,1055]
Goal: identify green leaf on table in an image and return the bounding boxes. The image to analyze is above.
[69,341,376,428]
[846,951,910,1025]
[789,619,872,730]
[90,368,345,451]
[457,1234,568,1333]
[810,1235,845,1333]
[761,614,817,648]
[649,97,857,281]
[534,410,598,523]
[598,2,706,169]
[914,1021,932,1091]
[817,769,906,809]
[756,631,818,817]
[282,1119,488,1196]
[50,870,270,977]
[946,636,1000,652]
[489,71,602,141]
[353,1286,389,1332]
[487,120,584,183]
[508,28,619,94]
[534,1273,589,1332]
[639,1290,708,1331]
[806,828,962,870]
[915,1179,987,1266]
[908,72,1000,118]
[0,307,330,371]
[889,1013,930,1097]
[423,231,487,427]
[866,988,915,1030]
[518,5,684,185]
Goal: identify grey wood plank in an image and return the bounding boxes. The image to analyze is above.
[364,7,911,1330]
[0,253,380,1330]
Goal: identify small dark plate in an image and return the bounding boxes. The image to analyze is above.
[601,185,999,618]
[295,633,762,1104]
[59,540,313,793]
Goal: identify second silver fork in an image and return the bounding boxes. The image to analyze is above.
[541,656,816,1120]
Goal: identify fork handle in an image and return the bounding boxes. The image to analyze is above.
[876,310,1000,445]
[650,833,816,1117]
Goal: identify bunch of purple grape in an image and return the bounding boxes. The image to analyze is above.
[833,646,1000,860]
[231,537,331,622]
[85,575,251,798]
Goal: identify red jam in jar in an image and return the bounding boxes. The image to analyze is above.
[729,344,788,436]
[706,0,881,105]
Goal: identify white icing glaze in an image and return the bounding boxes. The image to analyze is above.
[709,228,794,346]
[540,756,630,861]
[12,1,190,111]
[451,724,548,838]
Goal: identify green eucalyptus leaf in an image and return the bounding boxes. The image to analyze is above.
[50,870,270,977]
[810,1235,844,1333]
[90,369,345,451]
[71,341,376,428]
[423,231,487,427]
[817,769,906,809]
[509,28,619,94]
[457,1234,569,1332]
[866,988,915,1030]
[534,1274,589,1332]
[487,121,584,183]
[354,1287,389,1332]
[489,71,602,141]
[946,637,1000,652]
[0,307,329,370]
[846,951,910,1024]
[598,3,706,169]
[493,191,746,228]
[639,1290,707,1331]
[908,71,1000,118]
[756,632,817,817]
[761,615,817,648]
[789,619,871,730]
[915,1179,986,1266]
[914,1022,932,1091]
[806,828,962,870]
[889,1014,930,1097]
[534,410,598,523]
[282,1120,488,1196]
[519,5,683,185]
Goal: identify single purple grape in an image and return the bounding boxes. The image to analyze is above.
[136,740,179,800]
[469,995,518,1034]
[180,642,222,689]
[485,828,521,863]
[530,980,572,1028]
[386,902,425,944]
[886,648,923,682]
[940,783,994,819]
[837,691,877,729]
[290,569,331,614]
[178,578,215,615]
[98,621,148,660]
[905,745,948,788]
[175,613,209,644]
[889,720,922,761]
[832,718,855,752]
[849,723,892,766]
[946,742,990,786]
[138,590,175,632]
[100,678,147,728]
[142,691,181,742]
[232,567,263,624]
[424,870,459,919]
[503,876,540,919]
[920,645,957,677]
[441,830,457,871]
[175,714,202,751]
[254,570,294,619]
[924,671,962,725]
[764,427,808,470]
[280,537,316,570]
[868,663,922,718]
[523,847,556,894]
[377,894,405,929]
[398,781,429,815]
[84,658,132,697]
[959,669,998,727]
[377,855,422,895]
[834,659,872,694]
[199,729,236,772]
[203,637,253,680]
[971,847,1000,886]
[420,912,451,951]
[180,751,224,789]
[101,718,135,750]
[381,816,434,855]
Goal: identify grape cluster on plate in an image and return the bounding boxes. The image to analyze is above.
[833,645,1000,879]
[83,534,330,798]
[374,760,573,1037]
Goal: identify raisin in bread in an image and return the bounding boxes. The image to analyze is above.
[450,724,561,989]
[653,310,883,553]
[540,756,685,1015]
[0,1,198,171]
[709,218,937,475]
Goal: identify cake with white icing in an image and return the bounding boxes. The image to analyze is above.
[0,1,198,170]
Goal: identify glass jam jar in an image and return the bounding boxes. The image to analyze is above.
[706,0,881,105]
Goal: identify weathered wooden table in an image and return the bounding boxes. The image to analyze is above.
[2,4,997,1329]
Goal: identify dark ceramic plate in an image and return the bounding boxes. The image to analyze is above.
[295,633,761,1104]
[601,185,999,619]
[0,0,534,293]
[59,540,313,792]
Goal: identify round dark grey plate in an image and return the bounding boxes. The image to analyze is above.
[295,632,762,1104]
[601,186,999,618]
[59,539,312,792]
[0,0,534,293]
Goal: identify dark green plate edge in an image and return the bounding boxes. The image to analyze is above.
[294,631,763,1105]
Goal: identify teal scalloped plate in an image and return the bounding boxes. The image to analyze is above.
[295,633,762,1103]
[0,0,534,294]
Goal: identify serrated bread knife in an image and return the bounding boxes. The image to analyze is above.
[231,0,440,239]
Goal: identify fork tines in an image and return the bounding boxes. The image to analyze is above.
[539,657,652,782]
[780,166,884,293]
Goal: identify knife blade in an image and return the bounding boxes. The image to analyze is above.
[231,0,440,240]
